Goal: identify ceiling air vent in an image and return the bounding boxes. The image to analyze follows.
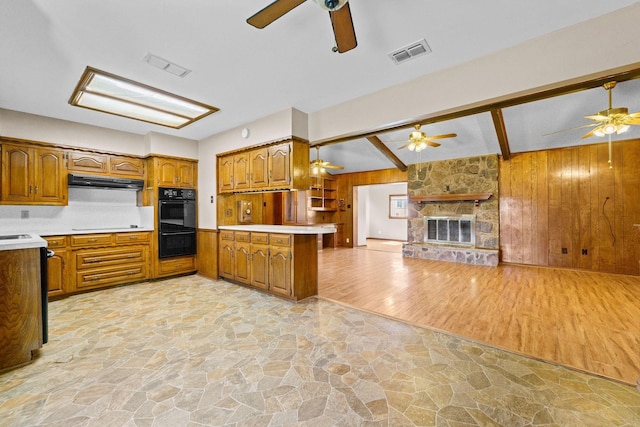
[388,39,432,65]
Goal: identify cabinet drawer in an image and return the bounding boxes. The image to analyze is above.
[76,264,146,289]
[44,236,67,248]
[158,256,196,275]
[115,232,150,245]
[220,230,235,241]
[235,231,251,243]
[71,234,113,247]
[76,246,146,269]
[270,233,291,247]
[251,232,269,245]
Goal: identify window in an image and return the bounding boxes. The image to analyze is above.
[389,194,408,219]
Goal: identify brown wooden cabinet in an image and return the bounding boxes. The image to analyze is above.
[67,151,145,179]
[43,236,69,298]
[150,157,197,188]
[218,229,318,301]
[217,138,309,194]
[1,142,67,205]
[157,255,196,277]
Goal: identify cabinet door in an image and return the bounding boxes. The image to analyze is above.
[234,242,251,284]
[67,151,109,175]
[34,148,66,204]
[155,158,178,186]
[250,148,269,190]
[1,144,33,202]
[269,247,291,297]
[218,156,234,193]
[233,152,250,190]
[177,161,196,188]
[110,155,145,178]
[47,249,68,297]
[268,143,291,188]
[251,245,269,290]
[219,240,235,279]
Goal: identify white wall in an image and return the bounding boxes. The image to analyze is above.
[367,183,407,241]
[355,186,369,246]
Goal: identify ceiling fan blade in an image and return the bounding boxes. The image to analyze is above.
[584,114,610,121]
[581,127,600,139]
[247,0,306,29]
[330,3,357,53]
[542,123,597,136]
[624,117,640,125]
[397,143,410,150]
[628,112,640,118]
[428,133,457,140]
[324,164,344,169]
[425,141,441,147]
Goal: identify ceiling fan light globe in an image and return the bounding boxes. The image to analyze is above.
[407,144,416,151]
[603,123,617,135]
[321,166,326,173]
[594,128,606,137]
[313,0,348,11]
[312,166,319,175]
[418,142,427,151]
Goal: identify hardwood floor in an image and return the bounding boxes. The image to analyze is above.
[317,247,640,386]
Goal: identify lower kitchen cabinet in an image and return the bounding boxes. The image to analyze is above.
[74,245,148,291]
[218,230,318,301]
[43,236,69,298]
[156,255,196,278]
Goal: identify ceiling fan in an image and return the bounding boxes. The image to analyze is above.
[310,146,343,174]
[580,81,640,139]
[247,0,357,53]
[396,124,457,152]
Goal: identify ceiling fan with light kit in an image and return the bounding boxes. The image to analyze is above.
[247,0,357,53]
[310,146,343,174]
[395,124,457,152]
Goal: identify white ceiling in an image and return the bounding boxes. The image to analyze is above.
[1,1,639,173]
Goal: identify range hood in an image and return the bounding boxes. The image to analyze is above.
[68,174,144,190]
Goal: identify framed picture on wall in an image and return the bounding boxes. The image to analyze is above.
[389,194,408,219]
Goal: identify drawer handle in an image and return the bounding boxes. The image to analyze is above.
[86,258,102,263]
[129,237,138,240]
[88,239,98,243]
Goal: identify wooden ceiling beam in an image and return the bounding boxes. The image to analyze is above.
[490,108,511,160]
[365,136,407,172]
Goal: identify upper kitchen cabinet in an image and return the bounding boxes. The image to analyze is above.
[217,138,309,194]
[67,150,145,179]
[1,142,67,205]
[148,156,197,188]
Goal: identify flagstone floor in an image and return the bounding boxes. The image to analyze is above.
[1,275,638,426]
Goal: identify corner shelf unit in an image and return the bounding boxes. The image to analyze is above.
[308,175,337,211]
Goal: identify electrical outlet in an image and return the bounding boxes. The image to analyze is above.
[346,238,350,243]
[20,210,29,219]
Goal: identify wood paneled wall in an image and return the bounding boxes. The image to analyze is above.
[500,138,640,275]
[334,168,408,248]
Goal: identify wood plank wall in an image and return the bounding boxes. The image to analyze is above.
[499,138,640,275]
[334,168,408,248]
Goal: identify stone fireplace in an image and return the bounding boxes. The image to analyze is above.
[402,155,499,267]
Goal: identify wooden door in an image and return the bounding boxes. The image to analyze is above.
[177,161,196,188]
[156,158,178,186]
[219,240,235,279]
[234,242,251,284]
[47,249,68,297]
[1,144,33,203]
[67,151,109,175]
[34,148,66,204]
[233,152,250,190]
[251,245,269,290]
[110,155,145,178]
[250,148,268,189]
[218,156,234,193]
[268,143,291,188]
[269,247,291,297]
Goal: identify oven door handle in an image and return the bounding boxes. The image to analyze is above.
[160,231,196,236]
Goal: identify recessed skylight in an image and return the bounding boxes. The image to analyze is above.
[68,66,219,128]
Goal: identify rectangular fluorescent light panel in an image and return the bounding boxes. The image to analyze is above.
[69,67,218,128]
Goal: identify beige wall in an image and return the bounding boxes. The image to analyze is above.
[308,3,640,143]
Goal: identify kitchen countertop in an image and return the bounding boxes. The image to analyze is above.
[0,233,47,251]
[0,226,155,237]
[219,224,337,234]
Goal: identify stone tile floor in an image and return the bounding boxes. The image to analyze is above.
[1,275,638,426]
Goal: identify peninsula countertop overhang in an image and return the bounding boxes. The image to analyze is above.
[218,224,337,234]
[0,233,47,251]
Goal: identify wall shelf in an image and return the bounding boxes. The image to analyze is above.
[410,192,492,207]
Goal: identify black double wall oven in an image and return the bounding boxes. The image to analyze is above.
[158,187,197,258]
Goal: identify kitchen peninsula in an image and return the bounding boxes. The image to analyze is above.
[218,224,336,301]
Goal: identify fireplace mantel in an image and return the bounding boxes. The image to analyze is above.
[410,192,492,207]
